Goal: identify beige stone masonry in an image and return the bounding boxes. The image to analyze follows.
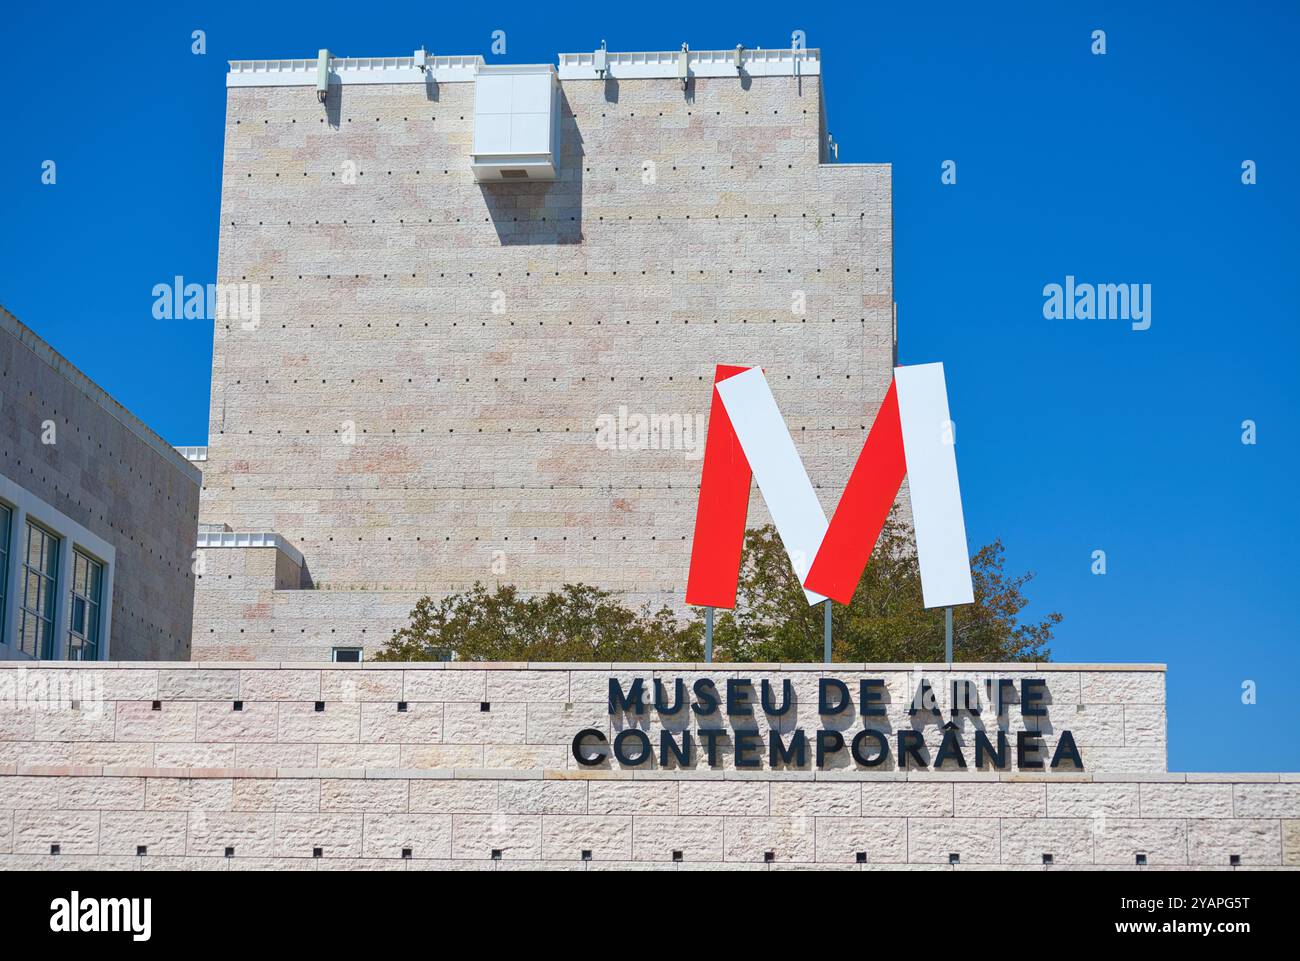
[3,661,1286,869]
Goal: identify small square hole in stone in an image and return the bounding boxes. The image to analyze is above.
[856,852,867,864]
[397,702,408,712]
[480,701,491,712]
[1136,853,1148,865]
[151,700,161,711]
[764,851,775,863]
[401,847,412,859]
[70,700,80,711]
[233,701,243,712]
[1230,854,1241,866]
[225,847,235,857]
[50,844,61,856]
[137,845,148,856]
[314,702,325,712]
[313,847,323,858]
[491,849,502,860]
[672,850,683,862]
[1043,853,1053,865]
[948,853,960,864]
[581,850,592,861]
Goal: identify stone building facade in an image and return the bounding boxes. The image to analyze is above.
[194,47,894,661]
[0,661,1295,870]
[0,307,200,661]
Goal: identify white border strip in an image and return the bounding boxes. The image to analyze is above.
[716,368,828,606]
[196,531,304,568]
[227,54,484,87]
[895,363,974,608]
[559,48,820,80]
[227,49,818,87]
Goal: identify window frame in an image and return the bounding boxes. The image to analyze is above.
[0,502,11,647]
[0,473,116,661]
[66,548,106,661]
[331,647,364,663]
[19,519,61,660]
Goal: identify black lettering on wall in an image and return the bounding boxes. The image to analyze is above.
[734,731,762,768]
[851,729,890,767]
[816,729,845,767]
[614,729,652,766]
[727,679,756,717]
[820,678,850,715]
[770,729,808,768]
[660,729,692,768]
[692,679,720,716]
[860,679,888,717]
[974,729,1008,770]
[761,679,793,716]
[609,678,646,715]
[1050,730,1084,770]
[655,678,686,714]
[698,728,726,767]
[935,724,967,769]
[573,728,608,767]
[897,730,928,769]
[1017,730,1045,769]
[1021,678,1048,717]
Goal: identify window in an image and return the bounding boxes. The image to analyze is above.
[0,504,11,645]
[19,522,59,659]
[66,550,104,661]
[331,647,363,663]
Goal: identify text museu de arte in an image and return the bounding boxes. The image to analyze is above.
[572,676,1084,771]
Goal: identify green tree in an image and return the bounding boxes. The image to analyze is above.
[706,512,1058,663]
[377,512,1058,663]
[373,583,702,662]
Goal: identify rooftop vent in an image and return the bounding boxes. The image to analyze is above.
[471,64,561,182]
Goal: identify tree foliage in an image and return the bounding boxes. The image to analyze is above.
[372,583,702,662]
[376,513,1058,663]
[707,513,1058,663]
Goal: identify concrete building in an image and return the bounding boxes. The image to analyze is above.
[194,46,893,661]
[0,660,1295,869]
[0,307,200,661]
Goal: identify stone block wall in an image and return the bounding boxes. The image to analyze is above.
[195,60,894,659]
[0,308,200,660]
[4,661,1287,870]
[0,663,1162,773]
[1,769,1294,870]
[0,660,1289,873]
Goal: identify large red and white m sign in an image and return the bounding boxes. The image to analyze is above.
[686,363,973,609]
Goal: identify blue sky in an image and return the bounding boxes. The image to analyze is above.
[2,1,1296,770]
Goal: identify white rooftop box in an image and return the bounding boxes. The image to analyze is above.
[471,64,562,182]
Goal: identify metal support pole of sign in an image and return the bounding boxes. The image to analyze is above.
[705,607,714,663]
[823,599,833,664]
[944,606,953,666]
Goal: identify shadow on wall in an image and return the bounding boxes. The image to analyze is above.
[478,87,584,246]
[324,83,341,129]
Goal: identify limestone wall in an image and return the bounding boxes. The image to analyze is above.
[0,663,1163,773]
[0,308,200,660]
[6,662,1287,870]
[2,768,1293,870]
[196,66,894,658]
